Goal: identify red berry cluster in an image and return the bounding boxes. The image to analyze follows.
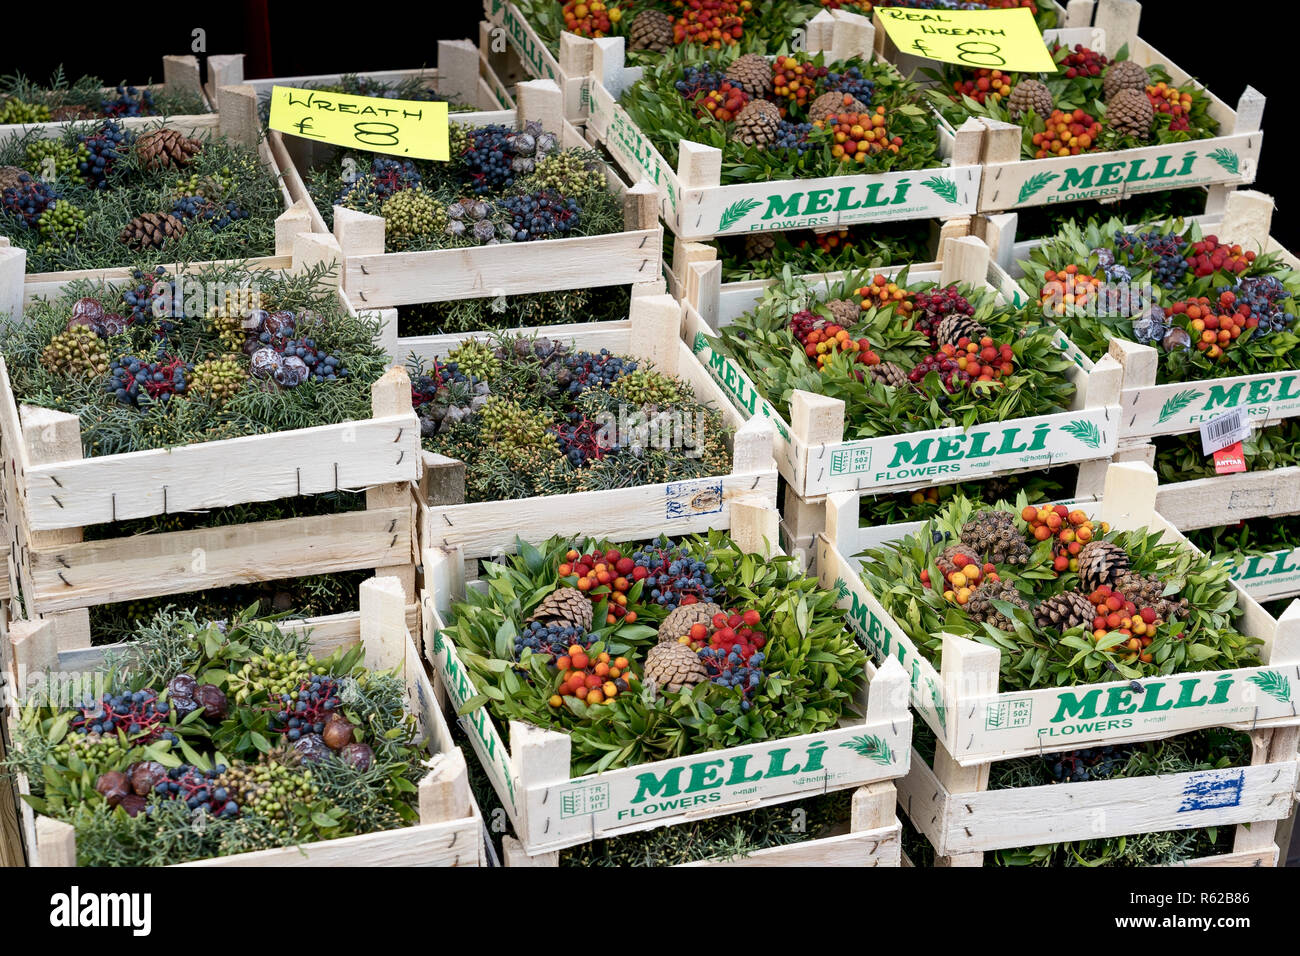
[1169,294,1252,362]
[952,69,1012,105]
[1033,108,1101,158]
[562,0,615,37]
[1185,236,1255,278]
[1146,82,1194,131]
[771,55,829,112]
[856,273,916,316]
[560,547,639,624]
[681,609,766,653]
[910,337,1016,391]
[674,0,751,48]
[796,228,853,256]
[791,311,880,370]
[696,81,750,122]
[1086,586,1173,662]
[1053,42,1107,79]
[911,285,975,344]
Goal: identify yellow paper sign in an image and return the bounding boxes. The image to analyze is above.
[268,86,450,161]
[875,6,1057,74]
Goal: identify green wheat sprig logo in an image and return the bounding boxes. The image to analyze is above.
[1248,671,1291,703]
[1156,388,1203,424]
[718,198,762,231]
[1061,419,1101,448]
[834,576,850,600]
[1018,171,1057,203]
[840,734,895,765]
[921,175,959,204]
[1209,148,1240,175]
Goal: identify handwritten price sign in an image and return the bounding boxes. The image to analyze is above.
[875,6,1057,73]
[268,86,450,161]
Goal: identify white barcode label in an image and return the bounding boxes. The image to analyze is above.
[1199,407,1251,455]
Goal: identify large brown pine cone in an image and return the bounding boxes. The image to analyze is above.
[135,128,202,172]
[629,9,674,53]
[936,313,988,347]
[1007,80,1054,121]
[527,586,593,632]
[825,299,859,327]
[1103,60,1149,100]
[742,232,776,260]
[1106,87,1154,139]
[645,642,708,693]
[118,212,186,250]
[870,361,910,390]
[657,602,723,644]
[731,100,781,148]
[967,579,1030,632]
[1034,591,1094,630]
[726,53,774,97]
[810,91,868,124]
[0,165,26,192]
[1077,541,1131,594]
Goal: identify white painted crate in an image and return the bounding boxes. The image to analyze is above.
[421,499,913,858]
[819,460,1300,766]
[4,576,486,867]
[877,0,1265,214]
[0,57,211,144]
[680,233,1122,501]
[988,189,1300,446]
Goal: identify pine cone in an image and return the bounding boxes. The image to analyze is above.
[731,100,781,148]
[967,579,1030,632]
[1114,570,1188,620]
[825,298,859,328]
[527,586,593,632]
[1034,591,1094,630]
[1077,541,1131,593]
[725,53,774,97]
[936,313,988,347]
[742,232,775,260]
[658,602,723,644]
[1007,79,1053,121]
[810,91,868,124]
[0,165,26,192]
[1103,60,1148,100]
[961,510,1032,565]
[629,9,674,53]
[118,212,186,250]
[870,361,910,389]
[135,128,202,172]
[1106,87,1154,139]
[645,642,708,693]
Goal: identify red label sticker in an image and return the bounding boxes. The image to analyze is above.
[1214,441,1247,475]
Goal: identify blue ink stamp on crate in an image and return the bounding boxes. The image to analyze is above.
[665,479,723,521]
[1178,770,1245,812]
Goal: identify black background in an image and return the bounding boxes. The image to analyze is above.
[0,1,1292,242]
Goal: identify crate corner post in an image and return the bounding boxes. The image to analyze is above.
[34,814,77,867]
[215,83,260,150]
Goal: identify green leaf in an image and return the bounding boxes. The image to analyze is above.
[249,731,273,753]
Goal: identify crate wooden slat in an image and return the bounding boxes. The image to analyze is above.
[7,577,485,867]
[422,498,913,858]
[820,460,1300,766]
[480,0,591,121]
[0,56,210,143]
[680,233,1122,502]
[875,1,1265,213]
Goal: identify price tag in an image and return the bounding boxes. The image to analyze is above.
[1198,406,1251,455]
[269,86,449,161]
[875,6,1057,73]
[1213,442,1247,475]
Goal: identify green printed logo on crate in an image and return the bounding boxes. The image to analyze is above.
[1223,548,1300,593]
[1148,373,1300,428]
[694,332,791,441]
[433,632,519,813]
[490,1,557,81]
[714,173,963,235]
[1010,147,1249,206]
[596,103,676,217]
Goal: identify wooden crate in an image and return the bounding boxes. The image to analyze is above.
[680,233,1122,502]
[480,0,593,121]
[876,0,1265,214]
[500,778,902,867]
[5,576,486,866]
[0,56,210,143]
[284,80,663,332]
[410,293,778,559]
[819,459,1300,765]
[900,723,1298,866]
[0,250,423,651]
[421,498,914,858]
[582,13,982,241]
[0,84,299,294]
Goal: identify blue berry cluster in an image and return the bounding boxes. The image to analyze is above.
[499,190,581,241]
[270,674,342,742]
[773,120,814,155]
[172,194,250,231]
[338,156,421,205]
[697,646,765,708]
[0,173,58,228]
[826,67,874,105]
[559,349,637,396]
[157,764,238,818]
[78,120,132,189]
[70,689,175,744]
[106,354,192,405]
[280,336,348,381]
[1112,230,1189,288]
[100,84,157,117]
[553,412,618,465]
[516,620,592,659]
[1046,745,1126,783]
[411,360,472,406]
[1226,275,1296,336]
[629,543,720,610]
[123,267,169,325]
[461,124,520,193]
[674,65,726,100]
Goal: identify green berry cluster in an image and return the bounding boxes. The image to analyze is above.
[37,199,87,250]
[527,149,605,199]
[190,357,246,404]
[214,757,319,835]
[479,396,554,451]
[24,140,90,182]
[229,650,314,703]
[381,188,447,241]
[447,340,500,381]
[205,288,268,352]
[0,98,51,124]
[608,369,690,407]
[40,325,109,377]
[174,166,236,200]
